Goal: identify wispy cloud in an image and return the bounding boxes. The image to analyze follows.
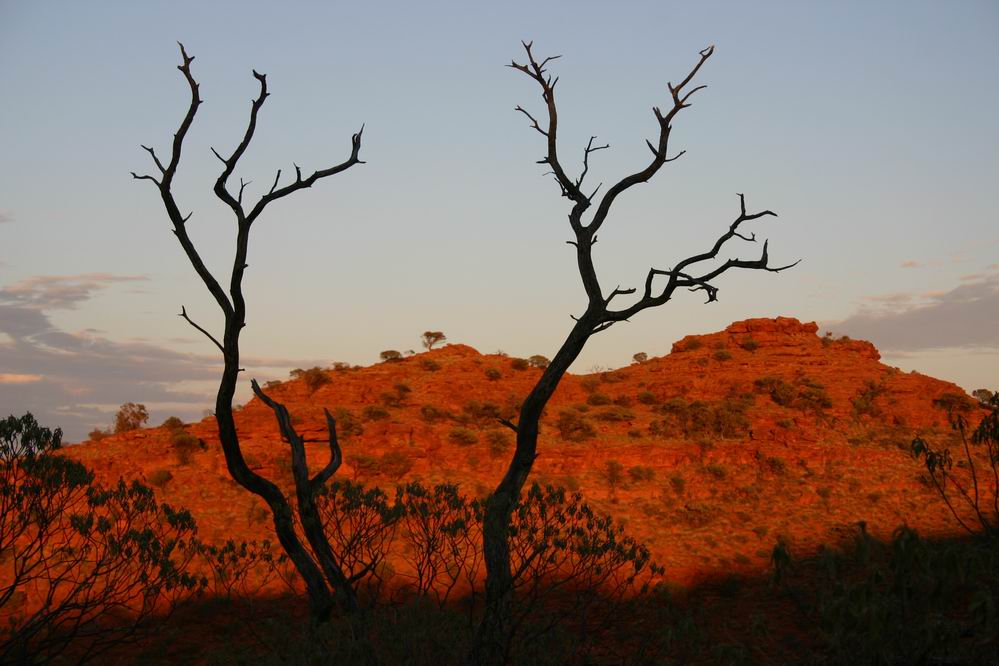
[0,272,332,441]
[0,273,147,310]
[826,276,999,352]
[0,373,43,384]
[900,260,922,269]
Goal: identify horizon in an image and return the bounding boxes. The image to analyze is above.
[2,0,997,440]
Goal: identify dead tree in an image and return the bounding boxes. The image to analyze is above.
[132,43,364,620]
[473,43,797,662]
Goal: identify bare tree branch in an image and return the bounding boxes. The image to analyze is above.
[178,306,223,353]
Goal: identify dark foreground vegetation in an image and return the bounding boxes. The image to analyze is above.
[4,395,999,664]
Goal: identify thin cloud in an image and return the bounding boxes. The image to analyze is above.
[0,272,332,441]
[0,211,12,224]
[0,273,147,310]
[826,276,999,352]
[900,260,922,269]
[0,373,42,384]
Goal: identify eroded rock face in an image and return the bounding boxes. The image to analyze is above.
[66,317,987,585]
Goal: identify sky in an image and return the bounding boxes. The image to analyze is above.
[1,0,997,441]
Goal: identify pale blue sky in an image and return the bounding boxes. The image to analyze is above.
[1,1,997,439]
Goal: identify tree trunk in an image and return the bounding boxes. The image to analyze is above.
[472,317,594,664]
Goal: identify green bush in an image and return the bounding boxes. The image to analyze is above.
[379,350,403,363]
[510,357,529,371]
[420,358,441,371]
[1,414,201,662]
[420,404,449,424]
[147,468,173,488]
[484,367,502,381]
[461,400,502,427]
[754,376,796,407]
[528,355,550,369]
[290,367,331,393]
[739,337,759,352]
[171,430,201,465]
[486,430,512,458]
[448,427,478,446]
[713,349,732,362]
[637,390,658,405]
[603,460,625,489]
[628,466,655,483]
[556,410,596,442]
[594,406,635,422]
[379,451,412,479]
[587,393,612,406]
[852,379,887,417]
[333,408,364,439]
[161,416,184,430]
[113,402,148,433]
[650,396,750,439]
[681,338,703,351]
[362,405,391,422]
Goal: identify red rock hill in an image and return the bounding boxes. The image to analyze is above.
[68,317,984,586]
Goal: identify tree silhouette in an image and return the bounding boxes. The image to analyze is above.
[473,42,797,662]
[421,331,446,350]
[132,43,364,620]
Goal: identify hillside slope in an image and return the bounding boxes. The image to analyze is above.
[68,317,984,585]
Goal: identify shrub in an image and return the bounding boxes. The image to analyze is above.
[379,350,403,363]
[449,427,479,446]
[421,331,446,350]
[362,405,391,422]
[669,473,686,494]
[754,376,795,407]
[0,414,201,662]
[556,410,596,442]
[161,416,184,430]
[263,379,282,389]
[852,379,887,417]
[637,390,658,405]
[632,352,648,364]
[379,451,413,479]
[650,396,750,439]
[484,367,502,381]
[290,367,331,393]
[972,388,994,406]
[613,394,634,407]
[147,468,173,488]
[420,404,449,424]
[510,357,529,370]
[462,400,502,427]
[486,430,512,458]
[380,383,411,408]
[681,338,703,351]
[603,460,625,489]
[713,349,732,362]
[587,392,612,406]
[704,463,727,479]
[628,465,655,483]
[333,408,364,439]
[331,361,352,372]
[88,427,110,441]
[528,355,550,369]
[739,337,759,352]
[113,402,149,433]
[420,358,441,371]
[594,406,635,422]
[171,430,201,465]
[913,390,998,537]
